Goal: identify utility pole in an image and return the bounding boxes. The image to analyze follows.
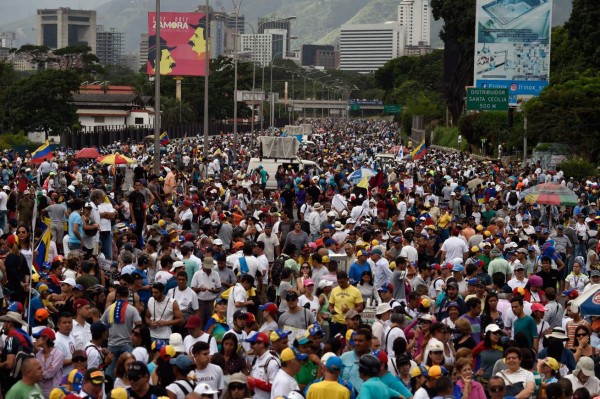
[153,0,161,174]
[203,0,210,157]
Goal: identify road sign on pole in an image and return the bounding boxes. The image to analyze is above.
[383,104,401,114]
[466,88,509,111]
[350,104,360,111]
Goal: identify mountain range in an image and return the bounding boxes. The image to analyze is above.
[1,0,573,56]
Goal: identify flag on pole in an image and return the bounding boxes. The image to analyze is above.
[159,131,170,146]
[397,145,404,160]
[406,140,427,161]
[33,228,51,272]
[31,140,53,162]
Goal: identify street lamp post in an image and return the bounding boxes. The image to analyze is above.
[303,70,320,120]
[312,75,329,118]
[202,0,210,157]
[231,0,242,163]
[269,51,283,129]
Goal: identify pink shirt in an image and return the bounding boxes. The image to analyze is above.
[456,379,487,399]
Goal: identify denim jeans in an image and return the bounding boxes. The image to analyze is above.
[0,210,6,233]
[106,343,132,379]
[99,231,113,260]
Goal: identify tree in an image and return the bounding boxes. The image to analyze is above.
[564,0,600,70]
[4,69,81,135]
[431,0,476,124]
[161,97,197,126]
[53,45,103,77]
[523,72,600,162]
[12,45,51,70]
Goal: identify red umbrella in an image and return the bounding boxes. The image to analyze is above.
[75,147,101,159]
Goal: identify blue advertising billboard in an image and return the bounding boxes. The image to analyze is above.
[473,0,552,106]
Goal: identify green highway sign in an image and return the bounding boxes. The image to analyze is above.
[350,104,360,111]
[384,104,402,114]
[466,88,509,111]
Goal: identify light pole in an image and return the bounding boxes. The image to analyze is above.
[312,74,329,118]
[232,0,242,163]
[303,70,320,120]
[269,51,284,129]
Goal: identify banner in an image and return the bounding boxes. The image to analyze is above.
[147,12,208,76]
[473,0,552,106]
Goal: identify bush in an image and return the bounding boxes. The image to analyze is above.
[432,126,469,151]
[0,133,37,151]
[557,158,599,182]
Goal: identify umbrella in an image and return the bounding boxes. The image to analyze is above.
[96,153,134,165]
[521,183,578,206]
[467,178,484,190]
[570,284,600,315]
[388,146,410,155]
[75,147,101,159]
[347,168,376,182]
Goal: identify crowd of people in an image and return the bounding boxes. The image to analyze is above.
[0,118,598,399]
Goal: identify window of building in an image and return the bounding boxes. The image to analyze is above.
[135,117,144,125]
[94,116,105,123]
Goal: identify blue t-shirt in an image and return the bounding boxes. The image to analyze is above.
[357,377,400,399]
[348,261,371,284]
[68,211,83,244]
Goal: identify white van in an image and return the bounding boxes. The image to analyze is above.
[246,157,322,190]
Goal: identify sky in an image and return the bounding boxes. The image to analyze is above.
[0,0,111,25]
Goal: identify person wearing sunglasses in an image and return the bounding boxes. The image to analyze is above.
[126,361,167,399]
[487,376,507,399]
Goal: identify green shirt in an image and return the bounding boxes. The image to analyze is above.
[5,381,44,399]
[513,315,538,346]
[357,377,400,399]
[296,360,318,386]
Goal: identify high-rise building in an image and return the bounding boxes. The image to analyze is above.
[36,8,97,52]
[339,22,403,73]
[301,44,335,66]
[0,32,16,49]
[227,13,245,34]
[139,33,149,71]
[96,25,124,66]
[240,33,285,67]
[315,49,339,70]
[258,17,293,55]
[398,0,431,52]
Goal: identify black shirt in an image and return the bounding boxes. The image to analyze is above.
[128,385,167,399]
[536,269,560,290]
[128,191,146,215]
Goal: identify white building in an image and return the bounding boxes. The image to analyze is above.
[398,0,431,50]
[240,32,286,67]
[339,21,403,73]
[37,8,97,53]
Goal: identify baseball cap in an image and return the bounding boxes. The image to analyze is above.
[169,354,195,371]
[428,365,448,379]
[73,299,89,312]
[32,327,55,341]
[377,283,394,293]
[543,357,560,371]
[259,302,279,315]
[531,303,547,313]
[280,347,308,362]
[591,269,600,277]
[307,323,324,336]
[151,339,166,352]
[325,356,344,372]
[159,345,176,360]
[233,310,248,320]
[35,308,50,322]
[318,280,334,289]
[467,278,479,286]
[427,339,444,352]
[90,321,110,334]
[67,369,84,391]
[84,368,106,385]
[127,361,149,378]
[485,324,501,334]
[452,264,464,272]
[285,291,299,301]
[345,309,360,319]
[246,332,270,344]
[185,315,203,329]
[303,278,315,287]
[411,365,429,378]
[60,278,76,287]
[270,329,291,342]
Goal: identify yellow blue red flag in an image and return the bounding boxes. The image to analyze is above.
[406,140,427,161]
[31,141,53,162]
[159,131,170,146]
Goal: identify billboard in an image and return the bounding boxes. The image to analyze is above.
[473,0,552,106]
[147,12,208,76]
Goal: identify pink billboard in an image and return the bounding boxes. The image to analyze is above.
[147,12,208,77]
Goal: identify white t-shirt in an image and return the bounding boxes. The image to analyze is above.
[496,368,535,390]
[226,283,248,326]
[55,332,76,374]
[271,369,300,399]
[97,201,115,232]
[191,363,224,391]
[155,270,173,285]
[183,333,218,356]
[441,236,469,262]
[72,320,91,351]
[167,286,200,315]
[166,379,196,399]
[565,374,600,395]
[383,325,406,357]
[298,295,320,319]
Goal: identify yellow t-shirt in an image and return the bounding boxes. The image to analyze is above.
[307,380,351,399]
[438,212,452,228]
[329,285,363,324]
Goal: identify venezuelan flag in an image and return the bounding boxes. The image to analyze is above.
[31,140,53,162]
[33,227,51,273]
[159,131,170,146]
[406,140,427,161]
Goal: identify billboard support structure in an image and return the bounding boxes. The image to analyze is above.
[473,0,553,107]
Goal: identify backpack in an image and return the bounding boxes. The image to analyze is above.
[508,191,518,206]
[8,330,34,380]
[270,254,289,287]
